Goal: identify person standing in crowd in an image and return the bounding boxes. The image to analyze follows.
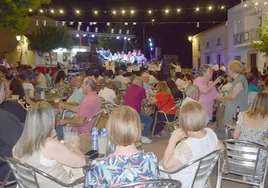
[57,77,101,139]
[33,68,47,93]
[13,102,85,187]
[21,66,35,82]
[193,64,222,121]
[0,78,23,182]
[223,60,248,124]
[212,61,219,80]
[175,73,186,90]
[161,101,224,188]
[219,62,226,75]
[124,77,153,144]
[84,106,160,187]
[171,61,182,79]
[45,67,52,87]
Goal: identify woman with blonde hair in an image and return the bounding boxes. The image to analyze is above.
[233,92,268,182]
[223,60,248,124]
[84,106,160,187]
[161,101,224,188]
[150,81,177,135]
[193,64,222,121]
[13,102,85,188]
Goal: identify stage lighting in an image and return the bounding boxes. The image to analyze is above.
[196,7,200,11]
[76,10,80,14]
[124,37,127,40]
[29,9,33,12]
[83,34,87,37]
[39,9,43,13]
[149,42,153,46]
[165,9,169,14]
[177,9,181,12]
[116,36,120,39]
[148,38,152,42]
[188,36,193,42]
[133,22,137,25]
[221,6,225,9]
[91,35,95,38]
[152,19,155,22]
[130,10,135,14]
[94,10,98,15]
[76,34,80,38]
[112,10,117,15]
[148,10,152,14]
[50,9,55,14]
[107,22,110,26]
[128,38,131,41]
[59,9,64,14]
[125,22,128,25]
[122,10,125,14]
[150,47,153,51]
[208,6,212,10]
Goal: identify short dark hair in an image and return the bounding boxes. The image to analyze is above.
[45,67,51,74]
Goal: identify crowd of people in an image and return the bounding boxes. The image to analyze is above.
[0,58,268,187]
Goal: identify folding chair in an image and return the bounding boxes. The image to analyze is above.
[0,157,16,187]
[216,139,268,188]
[161,149,222,188]
[5,157,84,188]
[117,179,181,188]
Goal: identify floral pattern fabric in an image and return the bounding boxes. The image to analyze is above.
[84,151,160,188]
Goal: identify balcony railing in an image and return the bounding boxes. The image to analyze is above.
[233,28,259,45]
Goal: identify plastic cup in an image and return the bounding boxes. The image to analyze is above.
[98,137,107,154]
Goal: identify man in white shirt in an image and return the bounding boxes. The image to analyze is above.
[114,69,129,90]
[98,79,117,104]
[141,72,155,97]
[33,68,47,92]
[212,61,219,71]
[103,61,115,74]
[175,74,186,89]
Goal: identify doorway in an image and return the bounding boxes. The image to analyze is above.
[247,51,257,72]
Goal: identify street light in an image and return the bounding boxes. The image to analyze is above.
[188,36,193,42]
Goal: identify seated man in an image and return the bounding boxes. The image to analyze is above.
[141,72,155,98]
[57,77,101,140]
[98,79,118,104]
[0,78,23,182]
[113,69,129,90]
[61,75,85,117]
[33,68,47,93]
[124,77,153,144]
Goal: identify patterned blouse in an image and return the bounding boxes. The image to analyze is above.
[84,151,160,188]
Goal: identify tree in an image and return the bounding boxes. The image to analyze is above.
[27,26,74,64]
[251,19,268,57]
[0,0,51,32]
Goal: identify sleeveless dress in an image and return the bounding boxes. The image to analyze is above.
[15,151,82,188]
[161,128,219,188]
[224,74,248,124]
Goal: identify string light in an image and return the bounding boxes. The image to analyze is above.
[152,19,155,22]
[208,6,212,10]
[59,9,64,14]
[121,10,125,14]
[133,22,137,25]
[76,10,80,14]
[221,6,225,9]
[94,10,98,15]
[112,10,117,15]
[39,9,43,13]
[177,9,181,12]
[165,9,170,14]
[130,10,135,14]
[29,9,33,12]
[50,9,55,13]
[148,10,152,14]
[196,7,200,11]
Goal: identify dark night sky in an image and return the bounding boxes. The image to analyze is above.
[42,0,241,67]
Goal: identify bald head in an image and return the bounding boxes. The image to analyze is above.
[185,85,200,101]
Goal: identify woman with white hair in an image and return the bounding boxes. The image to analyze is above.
[13,102,85,187]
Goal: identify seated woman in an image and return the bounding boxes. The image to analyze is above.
[161,101,224,188]
[233,92,268,173]
[84,106,160,187]
[150,81,177,136]
[13,102,85,187]
[54,70,69,97]
[166,78,183,100]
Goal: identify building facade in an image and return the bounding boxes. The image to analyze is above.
[192,0,268,72]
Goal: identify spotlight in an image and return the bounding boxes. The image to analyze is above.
[112,10,117,15]
[91,35,95,38]
[83,34,87,37]
[29,9,33,12]
[76,34,80,37]
[39,9,43,13]
[165,9,169,14]
[148,38,152,42]
[133,22,137,25]
[128,38,131,41]
[94,10,98,15]
[59,9,64,14]
[121,10,125,14]
[130,10,135,14]
[177,9,181,12]
[125,22,128,25]
[76,10,80,14]
[152,19,155,22]
[50,9,55,13]
[148,10,152,14]
[151,47,153,51]
[188,36,193,42]
[149,42,153,46]
[208,6,212,10]
[116,36,120,39]
[196,7,200,11]
[124,37,127,40]
[221,6,225,9]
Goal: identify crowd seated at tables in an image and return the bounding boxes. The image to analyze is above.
[0,59,268,187]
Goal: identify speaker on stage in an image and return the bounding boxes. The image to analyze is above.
[155,47,161,61]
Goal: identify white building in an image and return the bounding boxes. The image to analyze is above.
[192,0,268,72]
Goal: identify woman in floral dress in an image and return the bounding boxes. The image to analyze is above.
[233,92,268,171]
[84,106,160,187]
